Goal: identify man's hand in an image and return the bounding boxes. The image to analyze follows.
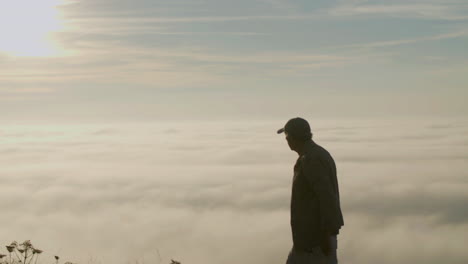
[320,234,332,256]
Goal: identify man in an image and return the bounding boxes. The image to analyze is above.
[277,117,344,264]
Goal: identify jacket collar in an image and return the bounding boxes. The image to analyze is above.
[302,140,317,156]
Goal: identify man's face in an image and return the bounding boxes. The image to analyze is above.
[285,132,295,151]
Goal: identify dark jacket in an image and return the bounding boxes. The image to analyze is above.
[290,140,344,251]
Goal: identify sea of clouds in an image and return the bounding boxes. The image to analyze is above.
[1,118,467,264]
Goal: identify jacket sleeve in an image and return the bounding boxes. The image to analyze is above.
[301,156,343,235]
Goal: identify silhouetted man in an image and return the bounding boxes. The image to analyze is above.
[278,117,344,264]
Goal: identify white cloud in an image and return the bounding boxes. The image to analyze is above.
[1,118,467,264]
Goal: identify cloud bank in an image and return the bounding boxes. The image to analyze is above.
[1,118,467,264]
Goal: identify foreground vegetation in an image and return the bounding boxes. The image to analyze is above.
[0,241,181,264]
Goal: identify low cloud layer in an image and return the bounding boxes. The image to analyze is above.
[1,118,467,264]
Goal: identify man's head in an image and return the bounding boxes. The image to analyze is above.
[277,117,313,152]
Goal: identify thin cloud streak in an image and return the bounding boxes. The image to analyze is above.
[0,44,356,91]
[330,30,468,49]
[62,22,267,36]
[65,14,325,24]
[329,1,468,21]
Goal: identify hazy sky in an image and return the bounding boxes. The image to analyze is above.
[1,0,467,122]
[1,1,468,264]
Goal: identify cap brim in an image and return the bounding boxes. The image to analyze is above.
[277,128,285,134]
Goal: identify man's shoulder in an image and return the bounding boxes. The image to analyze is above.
[303,142,332,162]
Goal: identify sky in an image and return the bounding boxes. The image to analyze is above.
[1,0,467,122]
[1,1,468,264]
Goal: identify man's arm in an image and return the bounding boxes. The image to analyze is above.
[301,156,343,235]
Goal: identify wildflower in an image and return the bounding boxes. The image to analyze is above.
[18,249,25,253]
[21,241,32,248]
[6,246,15,252]
[0,254,6,258]
[55,256,59,260]
[33,249,43,254]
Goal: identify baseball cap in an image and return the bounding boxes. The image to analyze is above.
[277,117,312,141]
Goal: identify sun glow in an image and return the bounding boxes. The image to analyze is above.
[0,0,67,57]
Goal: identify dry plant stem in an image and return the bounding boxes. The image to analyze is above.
[13,250,22,262]
[155,249,162,264]
[27,254,35,264]
[33,255,39,264]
